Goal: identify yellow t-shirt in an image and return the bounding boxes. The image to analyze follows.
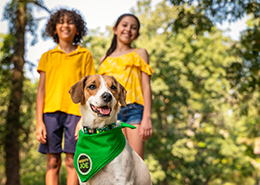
[98,49,154,106]
[37,45,96,116]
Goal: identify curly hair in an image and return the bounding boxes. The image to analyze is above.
[46,8,87,44]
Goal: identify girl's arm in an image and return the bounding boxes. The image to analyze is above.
[36,71,47,144]
[138,49,153,141]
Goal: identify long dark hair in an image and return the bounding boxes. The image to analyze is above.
[102,13,140,63]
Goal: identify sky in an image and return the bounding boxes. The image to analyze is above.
[0,0,248,82]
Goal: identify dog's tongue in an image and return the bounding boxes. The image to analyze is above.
[97,107,111,115]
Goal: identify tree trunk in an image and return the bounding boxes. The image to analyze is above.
[4,1,26,185]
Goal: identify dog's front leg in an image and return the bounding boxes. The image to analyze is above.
[110,144,136,185]
[79,182,89,185]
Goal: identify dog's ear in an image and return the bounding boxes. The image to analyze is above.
[69,75,89,104]
[117,81,127,107]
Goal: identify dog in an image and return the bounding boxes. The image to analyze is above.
[69,74,152,185]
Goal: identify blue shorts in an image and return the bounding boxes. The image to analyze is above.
[38,111,80,154]
[117,103,143,124]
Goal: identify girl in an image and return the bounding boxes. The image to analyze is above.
[36,8,95,185]
[98,13,153,159]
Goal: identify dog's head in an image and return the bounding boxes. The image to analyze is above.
[69,75,127,128]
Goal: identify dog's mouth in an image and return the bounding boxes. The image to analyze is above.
[90,104,111,117]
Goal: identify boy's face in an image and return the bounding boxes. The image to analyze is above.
[55,13,77,43]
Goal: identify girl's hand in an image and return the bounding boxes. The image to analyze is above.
[75,119,82,141]
[139,116,153,141]
[36,121,47,144]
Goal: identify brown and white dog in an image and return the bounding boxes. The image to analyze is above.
[69,74,152,185]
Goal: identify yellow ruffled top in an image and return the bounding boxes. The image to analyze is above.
[98,49,154,106]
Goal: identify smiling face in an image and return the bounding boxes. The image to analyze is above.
[69,75,127,128]
[84,75,118,118]
[55,13,77,43]
[113,15,140,45]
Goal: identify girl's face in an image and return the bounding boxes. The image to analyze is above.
[55,14,77,43]
[113,16,139,45]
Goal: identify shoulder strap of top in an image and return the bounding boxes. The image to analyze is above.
[134,48,138,52]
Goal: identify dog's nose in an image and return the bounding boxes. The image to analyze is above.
[101,92,112,102]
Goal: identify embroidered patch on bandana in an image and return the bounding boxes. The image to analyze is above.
[73,122,136,183]
[77,153,92,175]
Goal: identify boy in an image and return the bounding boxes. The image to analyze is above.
[36,8,95,185]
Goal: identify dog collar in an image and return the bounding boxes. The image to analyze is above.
[83,123,116,134]
[74,122,136,183]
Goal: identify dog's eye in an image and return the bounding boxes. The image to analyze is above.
[111,85,117,90]
[88,84,96,90]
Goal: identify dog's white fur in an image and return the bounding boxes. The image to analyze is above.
[69,74,152,185]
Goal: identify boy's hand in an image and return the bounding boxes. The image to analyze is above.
[36,121,47,144]
[75,119,82,141]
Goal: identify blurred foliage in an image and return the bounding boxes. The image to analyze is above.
[19,79,45,185]
[131,1,256,184]
[82,28,111,70]
[0,34,11,185]
[169,0,260,27]
[1,0,260,184]
[0,0,49,184]
[168,0,260,157]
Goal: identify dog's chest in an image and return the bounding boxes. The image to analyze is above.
[74,126,127,183]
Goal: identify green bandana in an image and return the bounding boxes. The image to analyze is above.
[73,122,136,183]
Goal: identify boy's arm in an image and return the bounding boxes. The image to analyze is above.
[36,71,47,144]
[75,117,82,141]
[85,53,96,75]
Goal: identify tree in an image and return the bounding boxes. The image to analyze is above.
[1,1,49,184]
[168,0,260,123]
